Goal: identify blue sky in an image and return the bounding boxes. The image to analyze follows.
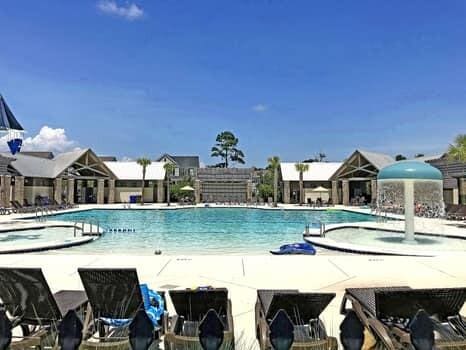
[1,1,465,166]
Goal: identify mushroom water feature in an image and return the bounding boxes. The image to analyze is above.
[377,161,444,243]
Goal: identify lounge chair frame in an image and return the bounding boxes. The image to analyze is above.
[78,268,167,350]
[340,286,466,350]
[164,288,234,350]
[0,267,88,350]
[255,290,337,350]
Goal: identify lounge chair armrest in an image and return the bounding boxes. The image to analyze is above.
[227,299,234,333]
[367,318,398,350]
[168,315,181,334]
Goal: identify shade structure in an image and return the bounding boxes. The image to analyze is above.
[311,186,329,192]
[180,185,195,191]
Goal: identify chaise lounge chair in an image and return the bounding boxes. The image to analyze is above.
[0,267,88,350]
[340,286,466,349]
[165,287,234,350]
[255,290,337,350]
[78,268,167,350]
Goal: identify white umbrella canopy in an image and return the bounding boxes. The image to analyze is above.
[310,186,329,204]
[311,186,329,192]
[180,185,195,191]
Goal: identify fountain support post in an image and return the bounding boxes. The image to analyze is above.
[404,179,415,243]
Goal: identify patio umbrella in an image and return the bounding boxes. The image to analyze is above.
[180,185,195,191]
[311,186,329,199]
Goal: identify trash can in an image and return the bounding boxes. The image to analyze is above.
[129,195,138,204]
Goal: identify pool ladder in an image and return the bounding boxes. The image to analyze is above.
[73,220,101,237]
[35,207,51,222]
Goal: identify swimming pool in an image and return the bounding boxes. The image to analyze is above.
[50,208,379,255]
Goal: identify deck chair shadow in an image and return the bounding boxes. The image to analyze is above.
[165,288,234,350]
[0,267,88,350]
[255,290,338,350]
[78,268,167,350]
[340,286,466,349]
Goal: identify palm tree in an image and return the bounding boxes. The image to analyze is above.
[268,156,280,207]
[448,134,466,162]
[136,157,151,205]
[448,134,466,179]
[211,131,245,167]
[163,162,176,206]
[295,163,309,205]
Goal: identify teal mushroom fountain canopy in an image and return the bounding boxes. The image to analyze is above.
[377,161,444,243]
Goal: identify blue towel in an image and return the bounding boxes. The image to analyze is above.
[101,284,164,327]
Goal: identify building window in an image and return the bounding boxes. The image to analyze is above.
[189,168,194,176]
[174,168,180,177]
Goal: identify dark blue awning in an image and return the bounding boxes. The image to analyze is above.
[0,95,24,131]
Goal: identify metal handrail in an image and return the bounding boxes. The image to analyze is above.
[73,219,101,237]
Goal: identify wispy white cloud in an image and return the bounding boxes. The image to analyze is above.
[0,126,79,153]
[97,0,144,21]
[252,104,268,112]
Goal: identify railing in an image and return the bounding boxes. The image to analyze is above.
[73,219,101,237]
[35,207,50,222]
[320,221,326,237]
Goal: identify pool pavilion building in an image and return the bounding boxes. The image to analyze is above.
[0,149,167,207]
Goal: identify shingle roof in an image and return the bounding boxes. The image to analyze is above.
[20,152,55,159]
[357,149,395,170]
[280,162,342,181]
[2,148,96,178]
[104,161,166,180]
[156,154,200,168]
[171,156,200,168]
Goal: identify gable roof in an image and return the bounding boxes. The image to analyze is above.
[2,148,115,179]
[357,149,395,170]
[171,156,200,168]
[104,161,166,180]
[156,154,200,168]
[280,162,342,181]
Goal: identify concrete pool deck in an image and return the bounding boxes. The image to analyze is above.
[0,253,465,347]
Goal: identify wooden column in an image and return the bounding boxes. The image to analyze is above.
[371,179,377,204]
[14,176,25,205]
[108,179,115,204]
[246,180,253,203]
[97,179,105,204]
[283,181,290,204]
[1,175,11,208]
[459,178,466,205]
[54,178,63,203]
[157,180,164,203]
[194,179,201,204]
[67,178,75,204]
[331,180,339,205]
[342,179,350,206]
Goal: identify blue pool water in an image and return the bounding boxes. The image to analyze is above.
[52,208,378,255]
